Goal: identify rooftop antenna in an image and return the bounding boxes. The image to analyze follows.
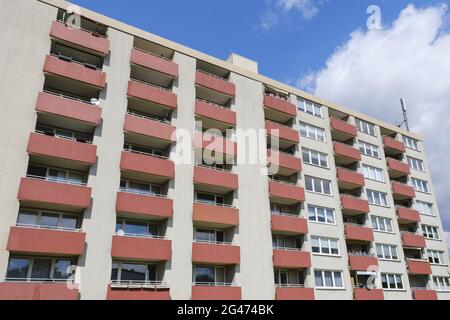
[396,98,410,131]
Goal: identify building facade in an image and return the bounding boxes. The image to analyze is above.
[0,0,449,300]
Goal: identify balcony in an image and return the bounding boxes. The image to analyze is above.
[111,236,171,261]
[344,224,374,242]
[36,91,102,126]
[271,215,308,235]
[123,113,176,143]
[412,289,438,300]
[27,132,97,166]
[330,117,357,141]
[195,132,237,158]
[195,99,236,130]
[192,242,240,265]
[263,94,297,123]
[275,287,315,300]
[18,177,91,210]
[383,136,406,154]
[266,121,300,149]
[7,226,85,256]
[120,151,174,181]
[131,47,178,78]
[401,232,426,248]
[407,259,432,275]
[195,70,235,97]
[336,167,365,190]
[273,250,311,269]
[392,182,416,200]
[269,181,305,205]
[193,203,239,228]
[116,191,173,220]
[44,55,106,88]
[353,288,384,300]
[333,142,361,165]
[267,150,302,176]
[387,158,411,178]
[396,206,421,224]
[340,195,370,214]
[50,21,109,55]
[191,285,241,300]
[127,80,177,110]
[0,282,79,300]
[348,255,378,271]
[193,166,238,193]
[107,284,170,300]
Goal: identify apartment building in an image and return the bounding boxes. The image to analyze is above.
[0,0,449,300]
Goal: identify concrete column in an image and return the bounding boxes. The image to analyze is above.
[78,28,133,300]
[168,52,196,300]
[230,73,275,300]
[0,0,56,281]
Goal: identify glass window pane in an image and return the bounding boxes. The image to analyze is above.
[324,271,333,287]
[53,260,73,279]
[308,206,316,221]
[7,258,30,279]
[120,263,146,281]
[334,272,343,287]
[311,152,319,165]
[317,208,326,222]
[31,259,52,280]
[40,213,59,228]
[124,221,148,235]
[311,237,320,253]
[17,211,38,226]
[323,181,331,195]
[195,266,215,283]
[314,271,323,287]
[313,179,322,193]
[305,176,313,191]
[60,215,78,229]
[147,265,156,282]
[196,229,214,242]
[326,209,335,224]
[111,263,119,280]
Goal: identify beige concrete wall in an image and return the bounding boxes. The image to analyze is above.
[78,28,133,300]
[0,0,57,281]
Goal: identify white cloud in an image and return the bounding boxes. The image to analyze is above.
[260,0,322,30]
[299,4,450,235]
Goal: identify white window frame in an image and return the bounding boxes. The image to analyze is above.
[402,136,420,151]
[193,265,226,285]
[194,228,226,244]
[358,141,380,159]
[297,98,323,118]
[376,244,399,261]
[427,250,447,265]
[407,156,425,172]
[305,176,332,196]
[314,270,344,289]
[362,164,385,183]
[194,192,225,206]
[17,209,80,231]
[422,225,440,240]
[111,261,158,283]
[411,178,429,193]
[371,216,394,233]
[299,122,326,142]
[311,236,340,256]
[302,148,329,169]
[6,256,75,281]
[355,119,376,137]
[434,277,450,292]
[381,273,404,291]
[307,205,336,225]
[415,200,434,217]
[120,179,162,196]
[367,189,389,207]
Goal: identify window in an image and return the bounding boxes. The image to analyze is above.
[274,270,288,286]
[362,164,385,182]
[305,176,332,195]
[195,192,225,206]
[271,203,294,216]
[308,205,335,225]
[411,178,429,193]
[367,189,389,207]
[311,236,340,256]
[115,219,159,238]
[434,277,450,292]
[371,216,394,233]
[358,141,380,158]
[297,98,323,118]
[17,209,79,230]
[27,165,86,185]
[381,273,404,290]
[299,122,326,142]
[314,270,344,289]
[36,123,92,143]
[194,228,225,244]
[415,200,434,216]
[302,148,329,168]
[355,119,376,136]
[422,225,440,240]
[6,256,74,281]
[124,143,164,157]
[120,180,162,196]
[427,250,446,265]
[407,156,425,172]
[194,266,226,284]
[376,244,398,260]
[402,136,420,151]
[111,262,156,283]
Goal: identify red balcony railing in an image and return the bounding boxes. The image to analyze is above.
[195,70,236,97]
[191,285,241,300]
[401,232,426,248]
[50,21,109,55]
[123,114,176,142]
[383,136,406,153]
[116,192,173,219]
[107,284,170,300]
[44,55,106,88]
[18,177,92,209]
[127,80,177,109]
[336,167,365,188]
[0,282,79,300]
[275,287,315,300]
[353,288,384,300]
[344,224,374,242]
[193,166,238,191]
[266,121,300,144]
[396,206,421,224]
[392,182,416,199]
[333,142,361,162]
[387,158,411,175]
[27,132,97,165]
[195,99,236,126]
[271,215,308,235]
[273,250,311,269]
[111,236,171,261]
[36,91,102,126]
[269,181,305,204]
[330,117,357,137]
[267,150,302,173]
[120,151,174,179]
[131,47,178,78]
[340,195,370,214]
[348,255,378,271]
[193,202,239,227]
[7,226,85,256]
[263,95,297,117]
[407,259,432,275]
[412,289,438,300]
[192,242,240,265]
